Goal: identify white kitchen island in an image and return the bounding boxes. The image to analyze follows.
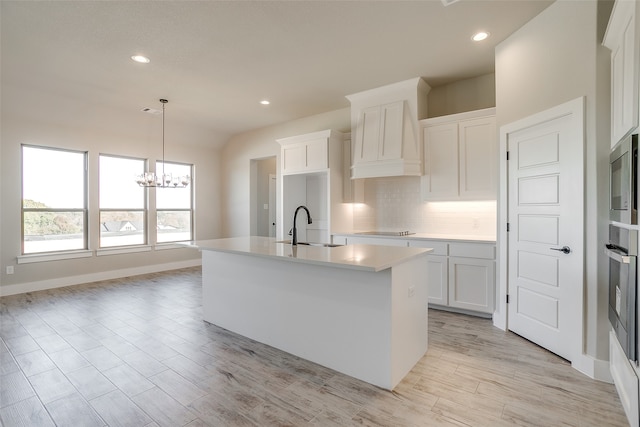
[182,236,431,390]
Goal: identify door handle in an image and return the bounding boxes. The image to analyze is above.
[604,247,632,264]
[550,246,571,254]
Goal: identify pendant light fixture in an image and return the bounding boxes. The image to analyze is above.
[136,99,190,188]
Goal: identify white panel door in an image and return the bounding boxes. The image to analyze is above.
[507,107,583,361]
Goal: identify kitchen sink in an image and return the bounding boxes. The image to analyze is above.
[276,240,343,248]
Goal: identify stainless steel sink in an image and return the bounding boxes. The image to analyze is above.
[276,240,343,248]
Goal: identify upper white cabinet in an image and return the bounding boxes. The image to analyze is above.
[346,78,431,179]
[342,133,364,203]
[603,0,640,147]
[278,130,340,175]
[421,108,497,201]
[277,129,351,243]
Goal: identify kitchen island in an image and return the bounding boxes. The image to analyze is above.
[182,236,431,390]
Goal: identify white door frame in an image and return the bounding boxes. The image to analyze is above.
[496,97,590,372]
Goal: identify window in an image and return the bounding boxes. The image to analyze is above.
[99,155,147,248]
[156,161,193,243]
[22,146,87,254]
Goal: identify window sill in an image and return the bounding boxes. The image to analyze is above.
[17,250,93,264]
[96,245,152,257]
[155,243,190,251]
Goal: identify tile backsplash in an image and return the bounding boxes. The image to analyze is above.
[353,177,497,237]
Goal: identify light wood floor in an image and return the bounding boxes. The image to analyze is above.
[0,267,630,426]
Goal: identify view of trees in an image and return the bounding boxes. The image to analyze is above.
[23,199,189,237]
[23,199,83,236]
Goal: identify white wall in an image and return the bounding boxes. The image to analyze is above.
[1,86,222,291]
[495,0,610,363]
[428,73,496,118]
[220,108,350,238]
[353,177,496,237]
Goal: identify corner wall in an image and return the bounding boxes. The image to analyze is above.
[220,109,350,238]
[495,0,611,366]
[0,86,222,292]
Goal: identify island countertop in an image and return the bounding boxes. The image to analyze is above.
[181,236,432,272]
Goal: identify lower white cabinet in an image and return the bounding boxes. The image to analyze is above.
[332,234,496,316]
[411,240,495,315]
[448,257,494,314]
[425,255,448,306]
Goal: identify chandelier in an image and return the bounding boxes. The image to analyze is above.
[136,99,190,188]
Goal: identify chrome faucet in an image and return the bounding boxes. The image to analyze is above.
[292,205,312,246]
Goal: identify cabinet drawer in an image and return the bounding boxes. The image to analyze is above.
[449,242,495,259]
[409,240,448,256]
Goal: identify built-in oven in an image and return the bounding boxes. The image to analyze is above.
[607,224,638,362]
[610,134,638,224]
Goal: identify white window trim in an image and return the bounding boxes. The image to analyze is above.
[96,245,152,257]
[154,243,191,251]
[17,250,93,264]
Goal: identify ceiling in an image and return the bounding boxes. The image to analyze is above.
[2,0,553,148]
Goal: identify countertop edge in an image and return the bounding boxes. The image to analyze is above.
[179,238,432,272]
[332,232,497,244]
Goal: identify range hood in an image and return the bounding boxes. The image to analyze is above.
[347,78,430,179]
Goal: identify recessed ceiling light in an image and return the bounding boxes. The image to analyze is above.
[131,55,150,64]
[472,32,490,42]
[260,100,270,105]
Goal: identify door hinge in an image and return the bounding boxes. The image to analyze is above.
[507,223,510,232]
[506,294,510,304]
[506,151,510,160]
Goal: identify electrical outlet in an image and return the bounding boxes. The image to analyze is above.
[408,286,415,298]
[6,266,14,275]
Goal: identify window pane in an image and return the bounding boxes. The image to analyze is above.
[157,211,191,243]
[23,146,85,208]
[156,162,191,209]
[100,211,145,247]
[23,211,85,253]
[100,155,145,209]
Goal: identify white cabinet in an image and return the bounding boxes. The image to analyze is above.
[610,331,640,427]
[279,130,334,175]
[347,78,431,179]
[448,242,495,314]
[342,133,364,203]
[604,0,640,147]
[334,234,496,316]
[278,130,351,243]
[421,109,497,201]
[425,255,448,306]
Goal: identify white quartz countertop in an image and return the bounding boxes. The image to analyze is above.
[181,236,432,272]
[333,232,496,244]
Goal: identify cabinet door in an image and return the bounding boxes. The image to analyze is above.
[378,101,404,161]
[426,255,448,305]
[607,1,638,146]
[448,257,495,314]
[305,138,328,171]
[355,106,381,163]
[282,144,306,174]
[459,117,496,199]
[422,122,459,199]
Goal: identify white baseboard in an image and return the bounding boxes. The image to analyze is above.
[0,259,202,297]
[573,353,613,383]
